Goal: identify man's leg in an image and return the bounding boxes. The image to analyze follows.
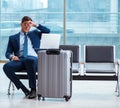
[3,60,30,96]
[24,56,37,99]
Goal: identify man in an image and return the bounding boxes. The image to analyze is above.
[3,16,50,99]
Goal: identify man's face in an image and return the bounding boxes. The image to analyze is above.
[21,21,32,33]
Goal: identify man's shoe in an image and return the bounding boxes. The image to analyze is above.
[28,90,36,99]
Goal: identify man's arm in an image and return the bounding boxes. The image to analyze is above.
[36,24,50,33]
[29,21,50,33]
[5,36,20,61]
[5,36,14,60]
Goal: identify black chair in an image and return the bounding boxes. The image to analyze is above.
[84,45,119,96]
[59,45,80,75]
[84,45,117,75]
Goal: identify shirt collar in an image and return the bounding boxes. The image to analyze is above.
[20,32,24,36]
[20,32,29,36]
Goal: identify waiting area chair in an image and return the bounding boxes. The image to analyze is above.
[59,45,80,75]
[83,45,119,96]
[83,45,117,76]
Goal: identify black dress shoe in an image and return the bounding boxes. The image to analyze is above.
[28,90,36,99]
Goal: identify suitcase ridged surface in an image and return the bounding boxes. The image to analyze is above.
[38,50,72,100]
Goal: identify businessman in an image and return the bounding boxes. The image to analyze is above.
[3,16,50,99]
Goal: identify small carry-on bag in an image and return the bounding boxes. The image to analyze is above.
[37,50,72,101]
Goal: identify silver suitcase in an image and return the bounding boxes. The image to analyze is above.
[37,50,72,101]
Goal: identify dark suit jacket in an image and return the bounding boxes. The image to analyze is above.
[5,24,50,60]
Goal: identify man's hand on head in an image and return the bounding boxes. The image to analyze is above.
[28,21,37,27]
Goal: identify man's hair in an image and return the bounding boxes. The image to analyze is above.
[21,16,32,23]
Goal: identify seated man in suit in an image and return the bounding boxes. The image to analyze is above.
[3,16,50,99]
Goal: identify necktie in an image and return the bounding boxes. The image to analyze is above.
[23,33,28,57]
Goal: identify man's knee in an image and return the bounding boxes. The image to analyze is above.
[3,63,13,76]
[25,56,37,64]
[3,63,9,72]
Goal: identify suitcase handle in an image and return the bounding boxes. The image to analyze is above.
[46,49,60,55]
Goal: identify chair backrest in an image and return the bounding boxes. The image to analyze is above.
[85,45,115,63]
[59,45,80,63]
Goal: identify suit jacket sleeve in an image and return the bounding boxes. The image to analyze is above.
[36,24,50,33]
[5,36,14,60]
[5,35,19,60]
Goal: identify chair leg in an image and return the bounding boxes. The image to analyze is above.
[8,81,12,95]
[115,84,117,92]
[12,82,15,90]
[115,70,119,96]
[115,79,118,92]
[117,76,120,97]
[116,62,119,96]
[8,81,15,95]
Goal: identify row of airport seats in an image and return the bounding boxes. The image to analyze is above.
[7,45,120,96]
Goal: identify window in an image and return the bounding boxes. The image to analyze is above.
[66,0,118,34]
[0,0,120,60]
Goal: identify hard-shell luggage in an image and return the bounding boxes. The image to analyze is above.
[37,50,72,101]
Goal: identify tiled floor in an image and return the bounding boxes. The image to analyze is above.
[0,63,120,108]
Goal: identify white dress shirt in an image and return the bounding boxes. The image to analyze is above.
[19,32,37,57]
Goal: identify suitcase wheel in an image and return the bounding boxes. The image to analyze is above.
[42,97,45,101]
[38,94,41,101]
[38,96,45,101]
[64,96,71,101]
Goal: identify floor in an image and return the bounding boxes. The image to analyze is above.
[0,63,120,108]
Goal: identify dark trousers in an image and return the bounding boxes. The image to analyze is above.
[3,56,38,90]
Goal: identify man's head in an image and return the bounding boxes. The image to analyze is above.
[21,16,33,33]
